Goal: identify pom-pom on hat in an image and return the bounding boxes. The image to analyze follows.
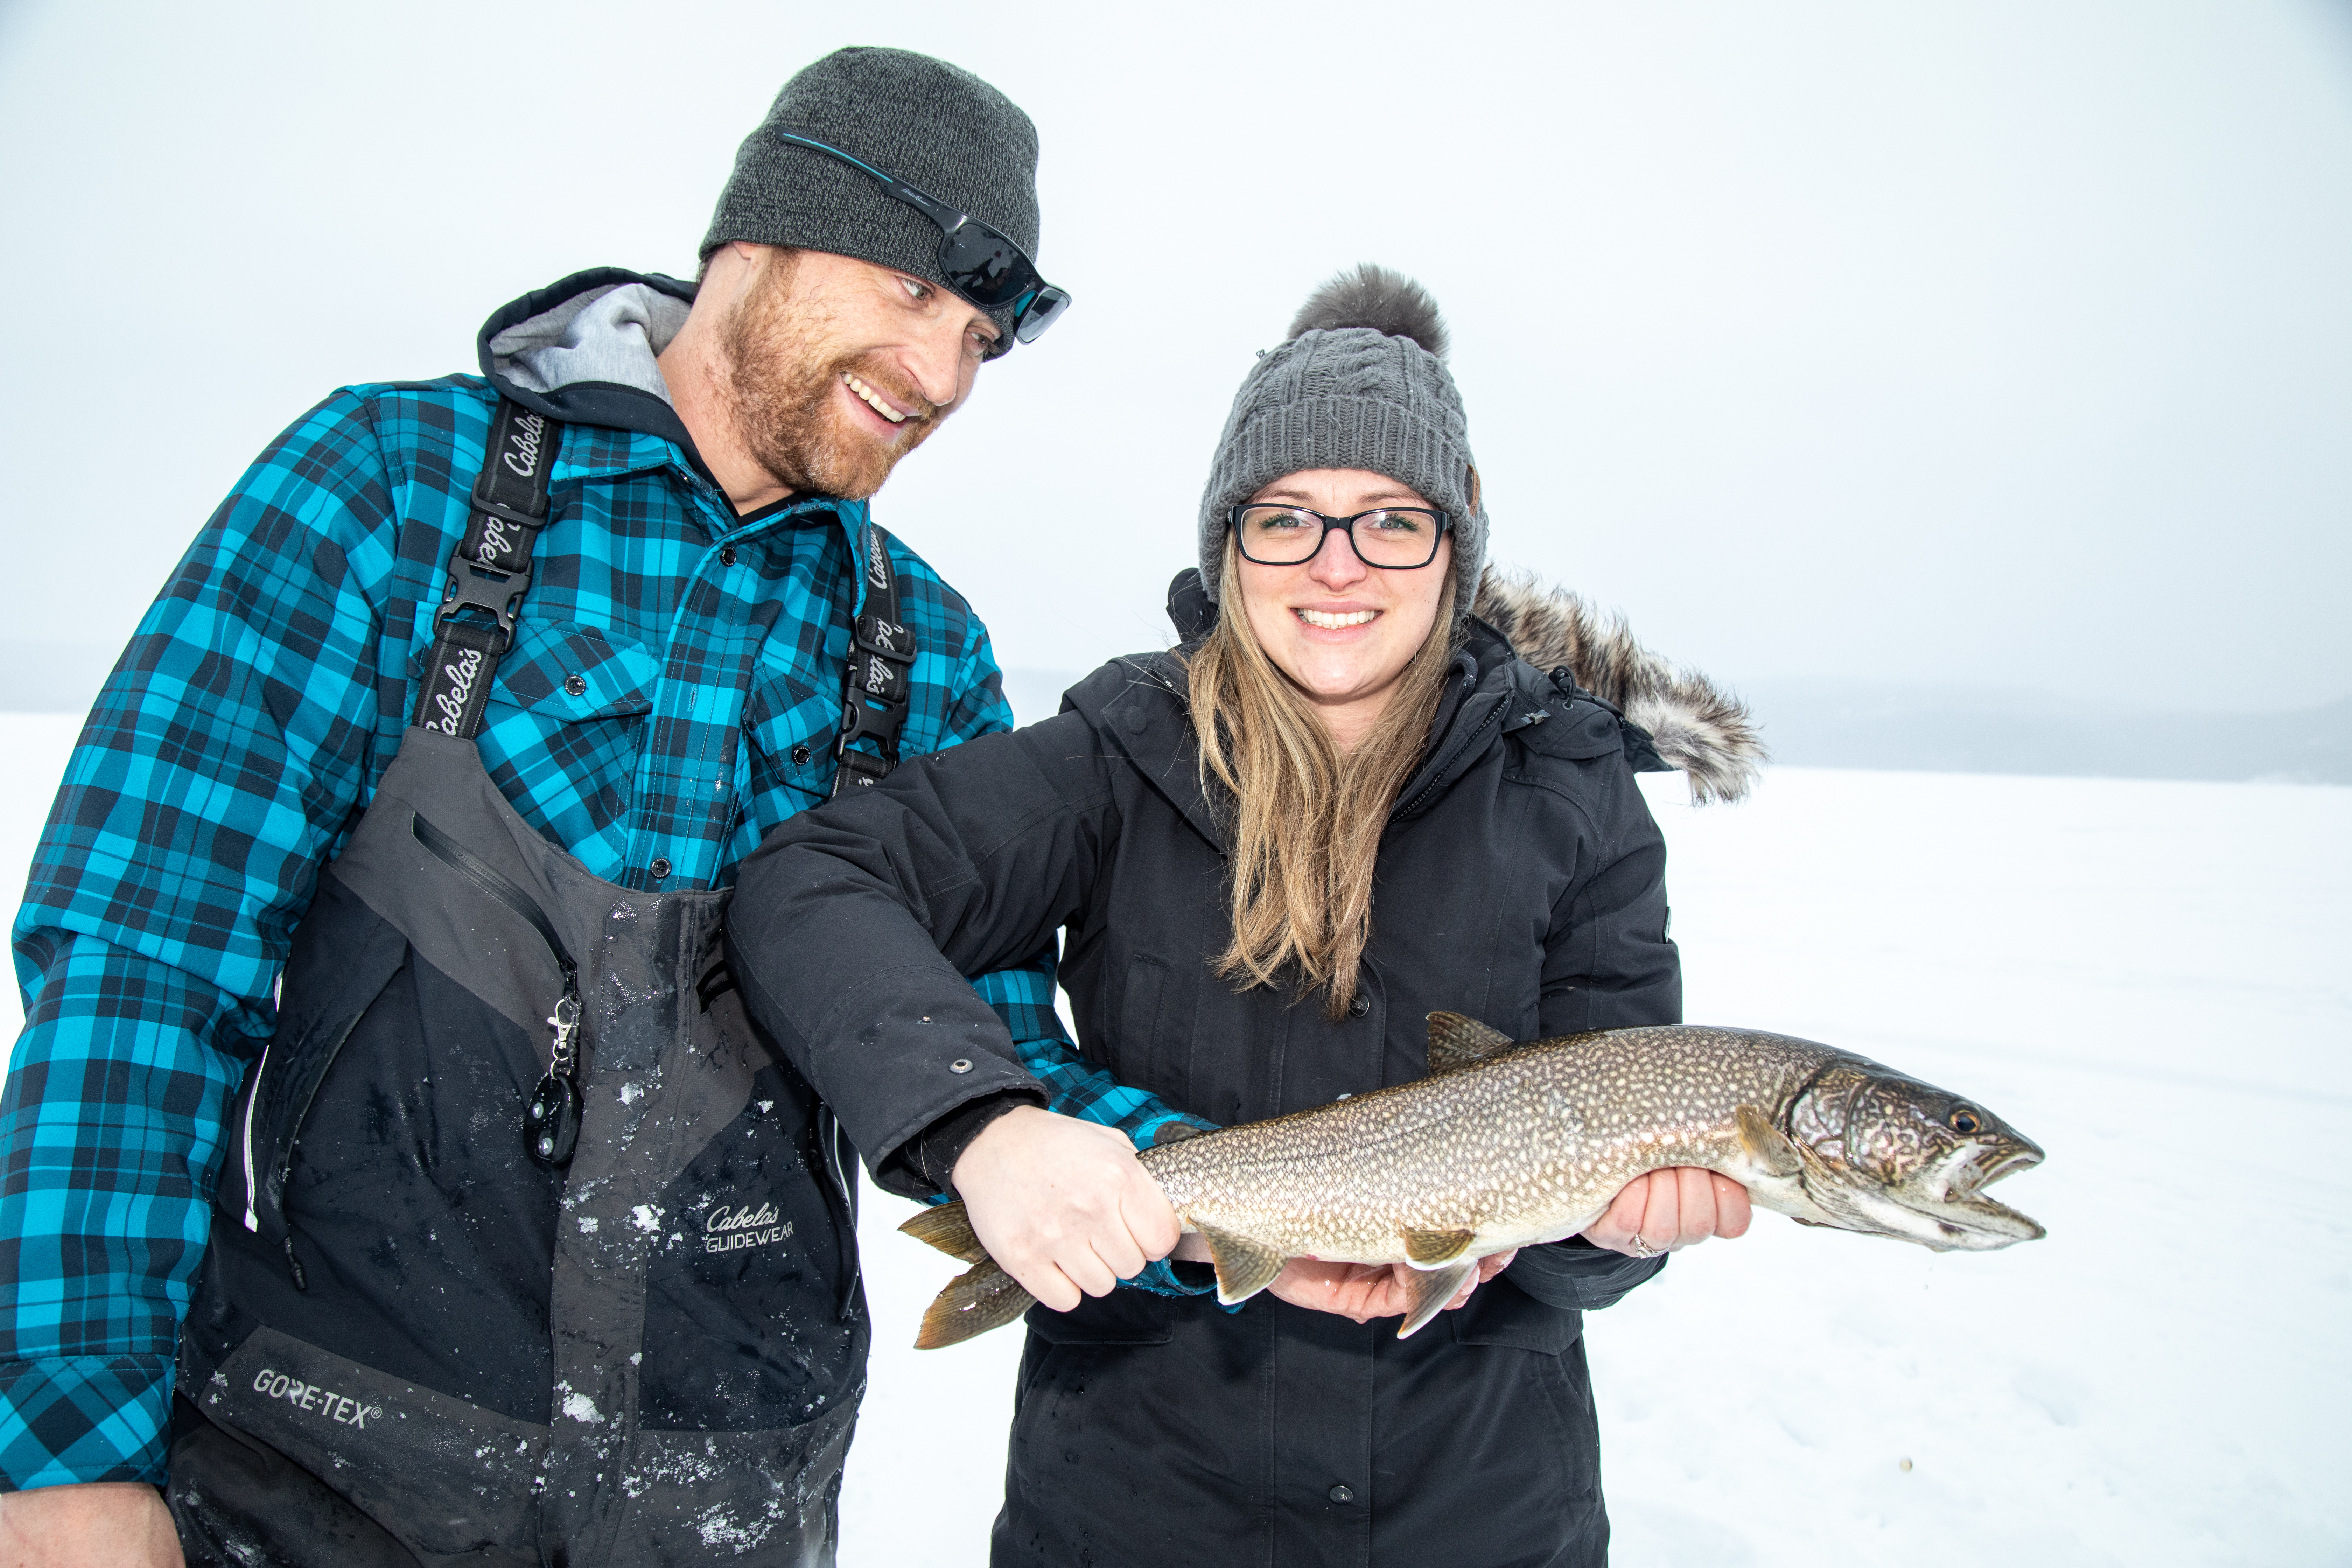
[1198,264,1483,606]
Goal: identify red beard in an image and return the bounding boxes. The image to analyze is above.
[717,258,945,501]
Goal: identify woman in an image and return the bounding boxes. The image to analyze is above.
[727,267,1763,1565]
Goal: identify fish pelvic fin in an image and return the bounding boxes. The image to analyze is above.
[915,1258,1036,1349]
[1197,1224,1287,1305]
[1425,1012,1518,1074]
[1401,1226,1478,1266]
[1397,1260,1477,1339]
[900,1200,990,1264]
[1735,1104,1803,1179]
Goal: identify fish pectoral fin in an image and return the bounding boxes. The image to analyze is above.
[1197,1224,1287,1306]
[1396,1260,1478,1340]
[1734,1104,1804,1180]
[899,1200,990,1264]
[1401,1226,1479,1266]
[1424,1012,1519,1075]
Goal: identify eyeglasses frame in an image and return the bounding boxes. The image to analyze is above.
[1228,503,1455,570]
[771,130,1071,346]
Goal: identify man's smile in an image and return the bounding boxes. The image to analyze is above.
[842,371,911,426]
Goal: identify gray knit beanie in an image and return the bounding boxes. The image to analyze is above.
[1198,265,1484,605]
[701,48,1042,351]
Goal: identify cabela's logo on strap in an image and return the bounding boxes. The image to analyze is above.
[474,513,520,569]
[865,529,890,591]
[703,1199,794,1255]
[425,647,485,735]
[502,410,548,479]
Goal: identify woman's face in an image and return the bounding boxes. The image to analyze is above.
[1232,468,1454,748]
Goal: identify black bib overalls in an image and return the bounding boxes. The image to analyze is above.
[167,405,869,1567]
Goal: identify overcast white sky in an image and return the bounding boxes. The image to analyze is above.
[2,0,2346,711]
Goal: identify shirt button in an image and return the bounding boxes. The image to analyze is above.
[563,673,587,697]
[720,545,738,566]
[1328,1483,1355,1504]
[648,857,672,882]
[790,744,811,765]
[1347,993,1371,1018]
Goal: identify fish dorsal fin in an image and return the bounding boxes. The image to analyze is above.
[1196,1224,1287,1306]
[900,1200,989,1264]
[1396,1260,1477,1339]
[1734,1104,1803,1179]
[1426,1011,1518,1074]
[1401,1226,1478,1266]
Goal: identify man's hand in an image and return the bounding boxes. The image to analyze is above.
[950,1105,1181,1312]
[1582,1167,1752,1256]
[1262,1250,1520,1323]
[0,1480,182,1568]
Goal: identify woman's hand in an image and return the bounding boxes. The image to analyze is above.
[1581,1167,1752,1257]
[951,1107,1182,1311]
[1259,1250,1519,1323]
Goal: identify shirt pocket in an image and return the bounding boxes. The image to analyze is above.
[741,664,841,813]
[484,619,659,722]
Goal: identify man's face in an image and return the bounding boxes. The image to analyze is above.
[716,247,999,501]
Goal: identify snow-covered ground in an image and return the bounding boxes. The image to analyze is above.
[2,723,2344,1563]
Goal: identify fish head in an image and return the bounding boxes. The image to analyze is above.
[1785,1065,2046,1251]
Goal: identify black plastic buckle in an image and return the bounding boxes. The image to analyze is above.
[833,693,908,763]
[437,558,533,650]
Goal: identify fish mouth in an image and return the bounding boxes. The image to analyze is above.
[1909,1138,2047,1246]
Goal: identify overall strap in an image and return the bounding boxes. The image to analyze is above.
[417,400,561,739]
[831,522,917,795]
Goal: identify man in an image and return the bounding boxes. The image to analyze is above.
[0,46,1193,1567]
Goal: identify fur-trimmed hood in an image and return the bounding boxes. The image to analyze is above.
[1472,567,1766,804]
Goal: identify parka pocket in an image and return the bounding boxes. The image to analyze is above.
[1114,954,1169,1087]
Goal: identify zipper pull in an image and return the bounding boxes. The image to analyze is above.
[525,979,583,1169]
[284,1234,308,1293]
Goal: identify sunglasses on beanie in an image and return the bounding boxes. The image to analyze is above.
[775,130,1073,346]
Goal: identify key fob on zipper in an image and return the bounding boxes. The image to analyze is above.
[525,1072,582,1168]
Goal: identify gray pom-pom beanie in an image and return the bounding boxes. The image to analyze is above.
[701,48,1042,352]
[1197,264,1484,604]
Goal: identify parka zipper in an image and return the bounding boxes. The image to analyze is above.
[1394,698,1505,820]
[410,812,586,1167]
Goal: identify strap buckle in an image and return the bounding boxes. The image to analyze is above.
[436,558,534,651]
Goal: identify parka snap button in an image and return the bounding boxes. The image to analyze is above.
[648,857,672,881]
[948,1058,974,1074]
[720,545,738,566]
[1347,994,1371,1018]
[790,744,812,765]
[563,674,587,697]
[1329,1484,1355,1504]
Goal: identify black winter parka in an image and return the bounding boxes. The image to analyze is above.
[728,607,1683,1568]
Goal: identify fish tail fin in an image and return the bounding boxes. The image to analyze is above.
[899,1200,989,1264]
[915,1258,1037,1350]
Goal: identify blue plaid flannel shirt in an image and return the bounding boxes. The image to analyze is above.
[0,376,1209,1491]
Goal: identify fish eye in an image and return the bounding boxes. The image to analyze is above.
[1948,1108,1983,1135]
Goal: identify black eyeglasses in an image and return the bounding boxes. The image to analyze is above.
[1230,505,1454,569]
[775,131,1072,348]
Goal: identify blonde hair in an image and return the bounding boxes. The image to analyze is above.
[1184,534,1460,1019]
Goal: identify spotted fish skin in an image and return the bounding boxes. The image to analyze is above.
[1143,1025,1831,1263]
[903,1018,2046,1349]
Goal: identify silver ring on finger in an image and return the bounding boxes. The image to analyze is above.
[1626,1231,1655,1258]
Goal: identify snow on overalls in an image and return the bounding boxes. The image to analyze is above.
[168,403,892,1566]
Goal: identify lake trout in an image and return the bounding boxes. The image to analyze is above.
[900,1013,2046,1349]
